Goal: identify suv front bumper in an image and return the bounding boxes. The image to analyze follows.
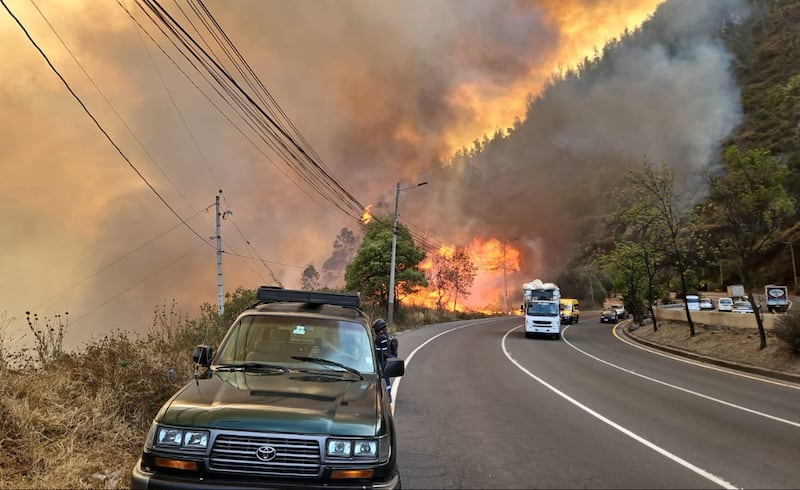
[131,458,400,490]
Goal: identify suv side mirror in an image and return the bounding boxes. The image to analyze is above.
[193,345,213,366]
[384,358,405,378]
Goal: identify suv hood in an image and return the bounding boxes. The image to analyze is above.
[156,370,382,436]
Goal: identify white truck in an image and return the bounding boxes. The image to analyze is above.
[727,284,745,300]
[765,285,790,313]
[522,279,562,339]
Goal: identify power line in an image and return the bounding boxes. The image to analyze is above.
[1,0,214,251]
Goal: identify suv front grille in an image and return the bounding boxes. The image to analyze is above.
[209,434,321,477]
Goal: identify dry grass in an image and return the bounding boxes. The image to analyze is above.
[629,320,800,376]
[0,310,224,489]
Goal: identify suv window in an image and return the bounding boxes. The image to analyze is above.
[217,315,375,373]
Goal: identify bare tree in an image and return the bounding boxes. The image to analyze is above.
[702,147,795,348]
[620,159,697,336]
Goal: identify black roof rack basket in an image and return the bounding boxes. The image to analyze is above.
[256,286,361,308]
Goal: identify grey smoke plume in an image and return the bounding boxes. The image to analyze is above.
[408,0,751,285]
[1,0,751,349]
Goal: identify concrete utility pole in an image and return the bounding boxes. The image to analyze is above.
[216,191,224,316]
[388,181,428,327]
[503,242,508,315]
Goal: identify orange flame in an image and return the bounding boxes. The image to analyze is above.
[361,205,373,224]
[399,237,522,313]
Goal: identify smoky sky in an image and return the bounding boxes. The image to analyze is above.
[0,0,747,351]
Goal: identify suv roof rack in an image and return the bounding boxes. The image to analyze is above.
[256,286,361,308]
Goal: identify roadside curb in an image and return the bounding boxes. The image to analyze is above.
[619,322,800,384]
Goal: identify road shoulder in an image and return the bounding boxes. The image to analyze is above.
[620,319,800,383]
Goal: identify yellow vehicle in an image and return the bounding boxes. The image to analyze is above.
[559,299,580,324]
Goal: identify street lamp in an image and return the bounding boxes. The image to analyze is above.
[388,181,428,327]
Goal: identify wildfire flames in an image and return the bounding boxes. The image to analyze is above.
[361,205,373,224]
[400,237,522,313]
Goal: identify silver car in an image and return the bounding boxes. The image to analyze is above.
[732,300,754,314]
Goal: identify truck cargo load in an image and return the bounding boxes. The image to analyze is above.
[726,284,745,299]
[765,285,790,313]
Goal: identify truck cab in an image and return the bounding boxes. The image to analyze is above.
[522,280,562,340]
[524,301,561,339]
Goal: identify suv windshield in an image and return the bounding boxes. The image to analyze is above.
[215,315,375,374]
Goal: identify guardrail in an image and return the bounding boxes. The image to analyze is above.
[653,307,778,330]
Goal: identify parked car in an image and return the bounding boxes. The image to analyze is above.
[717,297,734,312]
[699,297,714,310]
[131,287,404,490]
[685,294,700,311]
[732,300,755,314]
[600,309,618,323]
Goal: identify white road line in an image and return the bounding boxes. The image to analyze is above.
[502,325,739,490]
[559,324,800,428]
[611,323,800,391]
[390,318,495,411]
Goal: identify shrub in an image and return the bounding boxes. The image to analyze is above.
[774,311,800,354]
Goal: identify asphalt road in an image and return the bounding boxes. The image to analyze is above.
[392,312,800,489]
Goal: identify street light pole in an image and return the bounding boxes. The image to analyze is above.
[388,181,428,327]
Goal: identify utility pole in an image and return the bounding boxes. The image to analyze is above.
[388,181,428,327]
[503,241,508,315]
[216,191,224,316]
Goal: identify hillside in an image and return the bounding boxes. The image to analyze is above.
[552,0,800,296]
[725,0,800,285]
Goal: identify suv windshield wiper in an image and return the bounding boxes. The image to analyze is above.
[213,362,289,373]
[291,356,363,380]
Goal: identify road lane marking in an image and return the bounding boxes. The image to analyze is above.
[610,323,800,391]
[557,324,800,428]
[390,318,495,413]
[503,325,739,490]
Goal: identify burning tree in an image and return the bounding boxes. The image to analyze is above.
[428,246,478,312]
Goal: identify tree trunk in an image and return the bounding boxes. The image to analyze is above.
[747,286,768,349]
[678,269,696,336]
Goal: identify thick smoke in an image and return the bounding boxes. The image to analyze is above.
[1,0,750,349]
[409,0,751,288]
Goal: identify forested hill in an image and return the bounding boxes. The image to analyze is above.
[726,0,800,194]
[724,0,800,283]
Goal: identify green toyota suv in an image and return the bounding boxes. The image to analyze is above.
[131,287,404,489]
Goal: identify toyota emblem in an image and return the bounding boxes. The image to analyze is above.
[255,445,277,462]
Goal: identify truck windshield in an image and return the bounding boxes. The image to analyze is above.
[526,302,559,316]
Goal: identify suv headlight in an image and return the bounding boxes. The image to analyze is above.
[154,425,210,451]
[326,435,387,461]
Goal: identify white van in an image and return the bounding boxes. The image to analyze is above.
[685,294,700,311]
